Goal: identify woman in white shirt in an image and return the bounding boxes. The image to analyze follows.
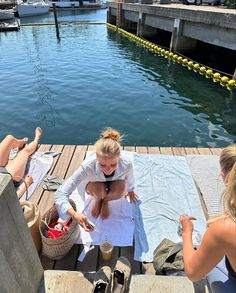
[55,128,137,231]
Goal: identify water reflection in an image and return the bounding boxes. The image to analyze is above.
[108,30,236,144]
[21,27,61,129]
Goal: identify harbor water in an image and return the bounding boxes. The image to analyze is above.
[0,10,235,146]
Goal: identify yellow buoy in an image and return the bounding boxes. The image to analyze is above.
[228,79,236,88]
[221,76,229,84]
[213,72,221,82]
[200,67,206,74]
[177,56,183,63]
[188,61,193,67]
[193,63,200,71]
[169,52,174,58]
[206,69,213,76]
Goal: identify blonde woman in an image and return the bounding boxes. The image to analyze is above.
[180,144,236,292]
[55,128,138,232]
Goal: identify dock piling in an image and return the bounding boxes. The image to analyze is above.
[53,3,60,39]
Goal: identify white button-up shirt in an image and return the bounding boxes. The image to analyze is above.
[55,154,135,220]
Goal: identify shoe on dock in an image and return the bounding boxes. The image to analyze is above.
[93,266,112,293]
[111,256,131,293]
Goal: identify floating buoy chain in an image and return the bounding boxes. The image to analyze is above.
[106,23,236,91]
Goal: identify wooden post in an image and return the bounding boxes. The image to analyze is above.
[0,174,43,292]
[53,3,60,39]
[233,68,236,81]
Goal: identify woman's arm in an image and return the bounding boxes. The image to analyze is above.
[55,165,91,228]
[180,215,225,281]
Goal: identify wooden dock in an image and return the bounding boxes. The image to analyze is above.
[30,145,222,274]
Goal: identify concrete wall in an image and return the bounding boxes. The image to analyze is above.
[0,174,43,293]
[107,3,236,52]
[124,10,139,23]
[183,21,236,51]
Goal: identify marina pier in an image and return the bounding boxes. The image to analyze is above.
[107,2,236,53]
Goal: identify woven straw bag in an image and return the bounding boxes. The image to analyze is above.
[20,200,42,252]
[40,199,80,260]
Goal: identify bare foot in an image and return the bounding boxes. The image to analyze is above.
[35,127,42,139]
[12,137,28,149]
[100,201,109,219]
[91,199,102,218]
[24,175,33,187]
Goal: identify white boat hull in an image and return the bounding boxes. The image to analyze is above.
[49,1,102,8]
[17,3,50,17]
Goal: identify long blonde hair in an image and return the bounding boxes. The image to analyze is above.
[219,144,236,222]
[95,128,123,157]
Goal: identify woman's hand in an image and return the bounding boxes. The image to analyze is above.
[73,212,93,232]
[179,215,196,234]
[126,191,138,202]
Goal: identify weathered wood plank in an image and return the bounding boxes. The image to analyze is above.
[88,145,95,151]
[124,146,135,152]
[147,147,161,154]
[197,148,212,155]
[159,147,173,155]
[184,147,199,155]
[38,145,75,215]
[120,246,141,274]
[66,145,87,178]
[54,245,80,271]
[77,246,100,272]
[136,146,148,154]
[210,148,222,156]
[172,147,186,156]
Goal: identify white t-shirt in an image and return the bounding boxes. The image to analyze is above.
[55,154,135,220]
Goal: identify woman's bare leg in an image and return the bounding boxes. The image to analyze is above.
[100,180,127,219]
[17,175,33,199]
[86,182,106,218]
[0,135,28,167]
[6,127,42,181]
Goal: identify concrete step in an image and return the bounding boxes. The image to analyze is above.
[129,275,209,293]
[39,270,95,293]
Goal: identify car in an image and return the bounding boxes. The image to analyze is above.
[180,0,223,6]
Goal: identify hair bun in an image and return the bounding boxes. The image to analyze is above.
[101,128,122,142]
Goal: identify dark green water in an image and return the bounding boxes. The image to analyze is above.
[0,13,235,147]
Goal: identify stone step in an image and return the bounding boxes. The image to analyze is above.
[129,275,209,293]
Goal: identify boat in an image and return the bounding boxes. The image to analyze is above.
[48,0,105,9]
[0,9,15,20]
[17,0,50,17]
[0,18,20,32]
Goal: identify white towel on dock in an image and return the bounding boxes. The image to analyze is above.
[186,155,224,218]
[70,151,136,247]
[133,154,206,262]
[20,151,59,200]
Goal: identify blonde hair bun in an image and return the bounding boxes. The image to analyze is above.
[100,128,122,142]
[95,128,123,157]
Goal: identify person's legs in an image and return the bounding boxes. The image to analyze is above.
[86,182,107,218]
[0,135,28,167]
[206,257,236,293]
[5,127,42,182]
[100,180,127,219]
[16,175,33,199]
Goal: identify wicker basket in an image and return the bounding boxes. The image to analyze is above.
[39,199,80,260]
